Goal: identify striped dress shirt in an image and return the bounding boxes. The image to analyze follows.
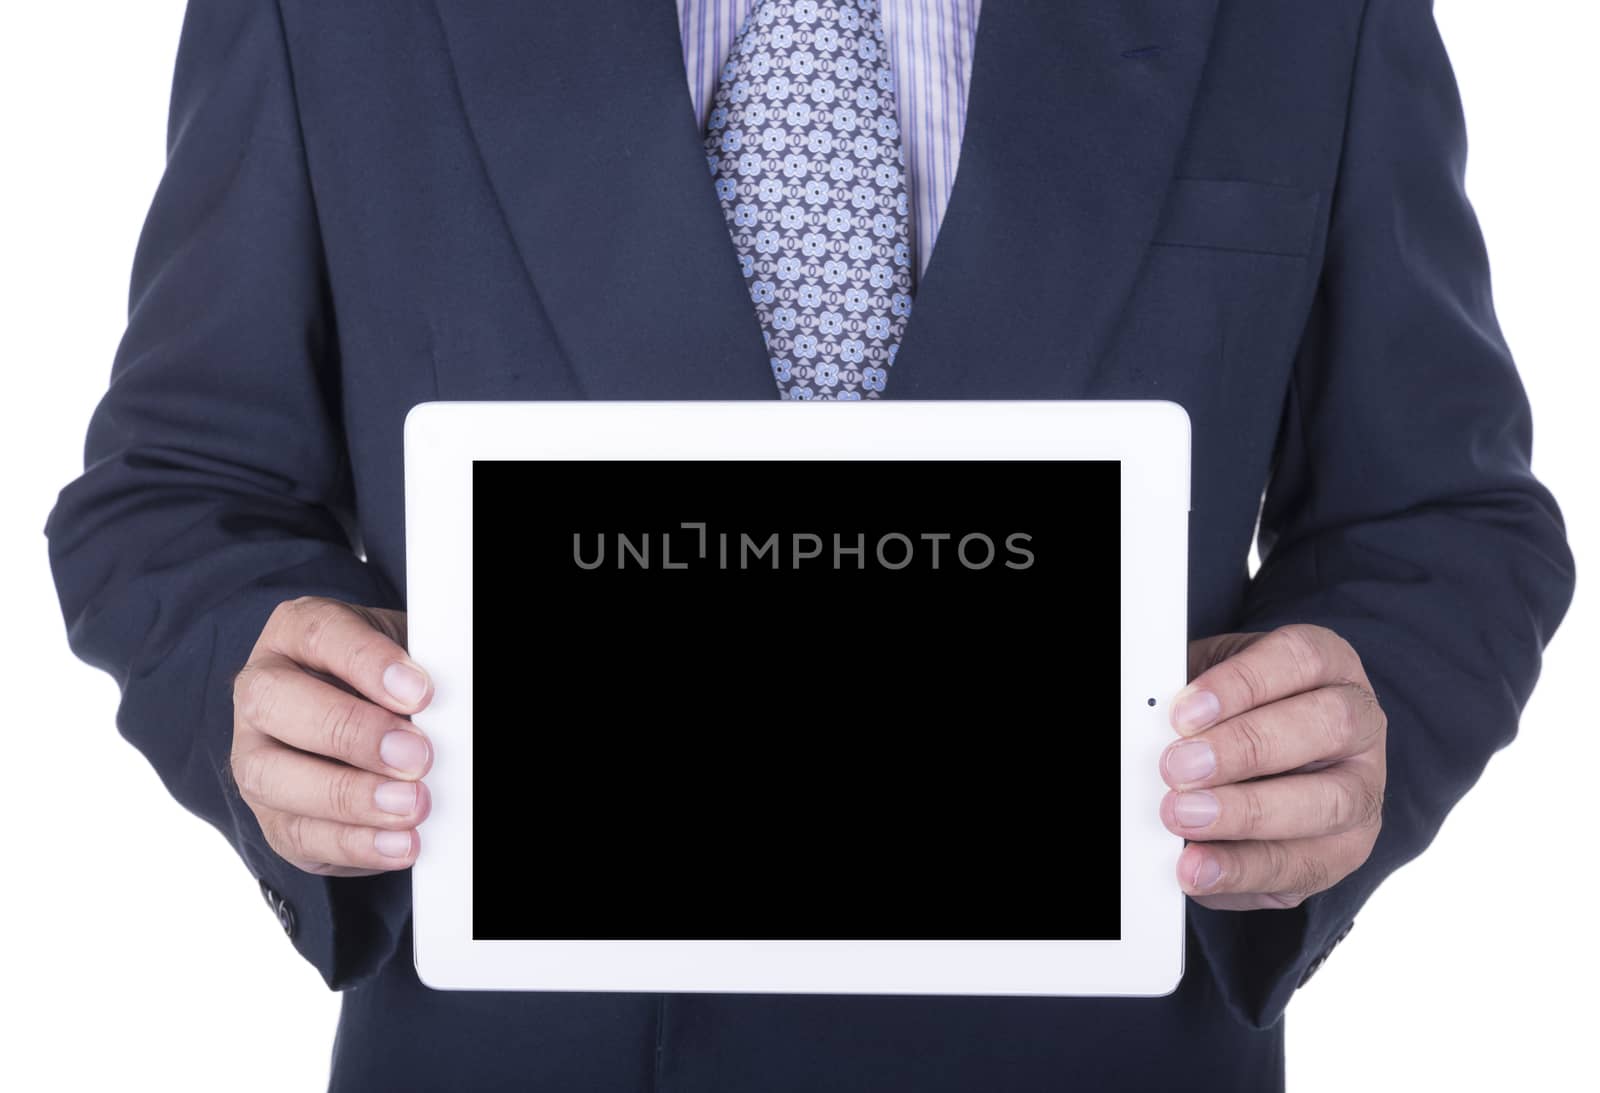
[677,0,983,280]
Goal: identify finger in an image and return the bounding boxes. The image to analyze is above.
[233,657,432,778]
[1185,631,1266,684]
[263,596,432,714]
[1161,764,1383,842]
[1160,682,1383,788]
[233,741,432,830]
[1170,624,1361,736]
[259,810,420,872]
[1176,831,1373,904]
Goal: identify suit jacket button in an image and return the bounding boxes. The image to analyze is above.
[258,878,296,939]
[1298,920,1355,987]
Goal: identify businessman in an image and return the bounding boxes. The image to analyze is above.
[46,1,1575,1090]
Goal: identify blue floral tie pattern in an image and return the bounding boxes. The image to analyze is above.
[704,0,915,400]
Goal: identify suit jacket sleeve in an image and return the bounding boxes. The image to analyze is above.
[43,0,410,989]
[1186,0,1577,1030]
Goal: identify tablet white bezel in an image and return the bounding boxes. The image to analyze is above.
[406,400,1189,996]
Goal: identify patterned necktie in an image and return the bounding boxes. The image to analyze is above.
[704,0,915,401]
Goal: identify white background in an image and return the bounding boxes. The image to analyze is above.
[2,3,1594,1089]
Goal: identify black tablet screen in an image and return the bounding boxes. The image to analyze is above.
[471,459,1121,940]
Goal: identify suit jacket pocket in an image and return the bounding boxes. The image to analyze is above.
[1150,178,1322,258]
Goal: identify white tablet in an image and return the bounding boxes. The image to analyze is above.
[405,400,1189,996]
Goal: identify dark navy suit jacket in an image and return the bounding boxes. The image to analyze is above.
[46,1,1576,1089]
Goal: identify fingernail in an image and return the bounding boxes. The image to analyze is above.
[374,830,413,859]
[1192,853,1223,891]
[383,661,429,707]
[1164,740,1216,784]
[380,730,430,774]
[374,781,419,815]
[1173,790,1220,828]
[1173,687,1221,734]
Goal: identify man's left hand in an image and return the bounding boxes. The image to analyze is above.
[1160,624,1388,911]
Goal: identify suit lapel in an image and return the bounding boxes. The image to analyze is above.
[432,0,776,399]
[889,0,1222,398]
[432,0,1219,402]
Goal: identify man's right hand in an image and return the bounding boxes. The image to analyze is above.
[230,597,433,876]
